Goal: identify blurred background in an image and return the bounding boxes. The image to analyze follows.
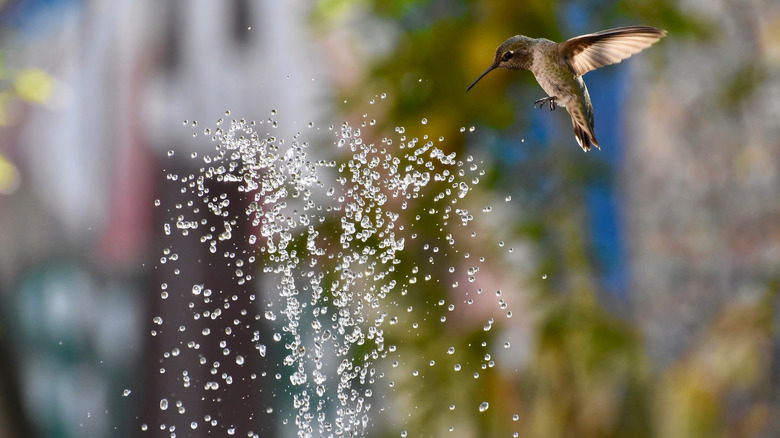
[1,0,779,437]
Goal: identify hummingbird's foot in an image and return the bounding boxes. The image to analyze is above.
[534,96,557,111]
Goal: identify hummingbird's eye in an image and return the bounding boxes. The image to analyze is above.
[503,51,513,61]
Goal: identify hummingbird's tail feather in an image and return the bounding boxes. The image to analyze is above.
[572,118,600,152]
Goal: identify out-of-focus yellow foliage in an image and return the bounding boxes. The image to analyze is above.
[13,68,53,104]
[0,153,21,194]
[0,53,55,126]
[0,55,53,195]
[655,288,776,438]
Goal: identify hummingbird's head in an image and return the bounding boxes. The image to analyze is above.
[494,36,534,70]
[467,35,534,91]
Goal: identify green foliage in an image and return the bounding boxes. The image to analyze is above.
[312,1,776,436]
[720,64,767,108]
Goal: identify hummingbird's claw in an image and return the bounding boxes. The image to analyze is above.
[534,96,557,111]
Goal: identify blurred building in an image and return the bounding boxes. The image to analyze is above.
[0,0,328,437]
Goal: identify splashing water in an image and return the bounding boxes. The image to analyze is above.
[150,102,519,437]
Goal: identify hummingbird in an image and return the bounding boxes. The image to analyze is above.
[466,25,667,151]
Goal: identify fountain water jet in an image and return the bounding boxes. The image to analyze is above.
[151,102,517,437]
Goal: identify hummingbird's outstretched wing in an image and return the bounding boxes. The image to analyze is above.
[559,26,667,77]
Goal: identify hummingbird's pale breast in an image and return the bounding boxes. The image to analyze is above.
[528,39,580,108]
[527,39,599,150]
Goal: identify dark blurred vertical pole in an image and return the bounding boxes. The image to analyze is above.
[0,322,34,438]
[141,0,277,434]
[145,159,276,437]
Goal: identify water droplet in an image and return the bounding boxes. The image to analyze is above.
[479,401,489,412]
[159,110,495,436]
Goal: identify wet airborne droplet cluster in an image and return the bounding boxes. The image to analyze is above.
[152,104,515,437]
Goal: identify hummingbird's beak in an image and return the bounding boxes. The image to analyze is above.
[466,64,497,92]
